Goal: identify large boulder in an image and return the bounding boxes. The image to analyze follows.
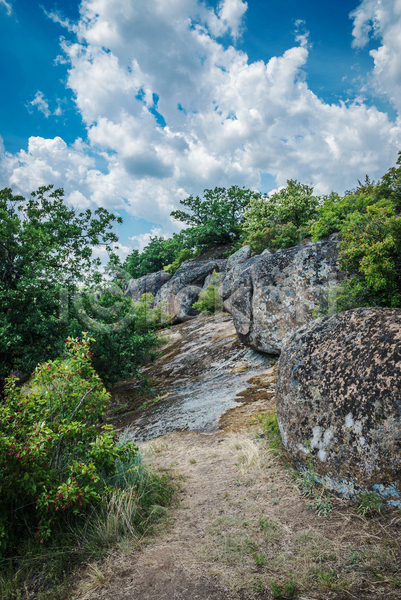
[218,246,254,313]
[276,308,401,505]
[154,259,227,323]
[124,271,171,303]
[230,235,342,353]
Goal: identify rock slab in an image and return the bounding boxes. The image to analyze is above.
[231,235,342,353]
[276,307,401,505]
[155,259,226,323]
[124,271,171,303]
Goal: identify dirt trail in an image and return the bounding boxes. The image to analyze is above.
[73,315,401,600]
[74,415,401,600]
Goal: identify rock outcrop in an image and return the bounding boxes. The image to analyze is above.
[218,245,253,313]
[124,270,171,303]
[276,307,401,505]
[110,313,276,441]
[230,235,342,353]
[154,259,227,323]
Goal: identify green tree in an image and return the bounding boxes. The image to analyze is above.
[0,185,161,387]
[170,185,259,249]
[124,233,188,279]
[242,180,319,251]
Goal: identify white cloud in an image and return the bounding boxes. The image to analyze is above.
[350,0,401,111]
[0,0,12,16]
[29,91,64,118]
[30,91,51,118]
[1,0,401,247]
[129,227,163,252]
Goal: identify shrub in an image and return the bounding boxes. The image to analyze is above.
[71,291,166,387]
[192,271,223,313]
[163,249,196,275]
[0,333,138,555]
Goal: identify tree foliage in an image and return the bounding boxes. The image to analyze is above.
[171,185,259,248]
[124,233,188,279]
[241,180,319,252]
[313,153,401,312]
[0,185,159,386]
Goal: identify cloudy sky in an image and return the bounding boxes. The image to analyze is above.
[1,0,400,255]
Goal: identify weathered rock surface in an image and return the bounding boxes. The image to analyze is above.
[276,307,401,505]
[124,270,171,303]
[155,259,227,323]
[110,313,276,441]
[231,235,343,353]
[218,246,256,314]
[203,271,225,289]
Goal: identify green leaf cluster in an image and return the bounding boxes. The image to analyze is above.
[312,152,401,311]
[0,185,161,387]
[0,333,138,556]
[192,271,223,314]
[242,180,319,252]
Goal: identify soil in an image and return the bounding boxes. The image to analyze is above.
[72,315,401,600]
[73,411,401,600]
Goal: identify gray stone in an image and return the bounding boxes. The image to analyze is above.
[226,245,251,270]
[155,259,227,323]
[203,271,225,289]
[218,246,256,314]
[230,236,343,353]
[276,307,401,506]
[124,271,171,303]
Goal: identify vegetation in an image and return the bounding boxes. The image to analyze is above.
[0,335,174,598]
[0,185,164,389]
[312,153,401,312]
[171,185,260,248]
[242,180,319,252]
[124,232,189,279]
[192,270,223,314]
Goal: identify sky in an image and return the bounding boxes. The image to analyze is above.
[1,0,401,258]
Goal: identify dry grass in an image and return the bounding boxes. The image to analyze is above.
[72,424,401,600]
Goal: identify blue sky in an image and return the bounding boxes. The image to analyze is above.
[1,0,401,256]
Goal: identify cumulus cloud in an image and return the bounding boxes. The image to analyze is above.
[1,0,401,244]
[350,0,401,111]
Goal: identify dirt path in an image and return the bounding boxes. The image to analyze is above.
[73,410,401,600]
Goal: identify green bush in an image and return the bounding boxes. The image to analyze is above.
[163,249,196,276]
[124,232,189,279]
[192,271,223,313]
[71,291,166,387]
[242,180,318,252]
[0,333,137,555]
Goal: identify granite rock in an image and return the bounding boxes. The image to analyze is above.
[276,307,401,505]
[230,235,342,353]
[124,271,171,303]
[155,259,226,323]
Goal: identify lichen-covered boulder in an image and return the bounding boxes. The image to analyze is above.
[231,235,342,353]
[276,307,401,505]
[124,270,171,303]
[154,259,226,323]
[218,246,257,314]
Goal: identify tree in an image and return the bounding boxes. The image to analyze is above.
[243,180,318,236]
[170,185,259,249]
[242,180,319,251]
[0,185,121,383]
[124,233,187,279]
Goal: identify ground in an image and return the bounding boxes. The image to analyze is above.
[69,314,401,600]
[73,407,401,600]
